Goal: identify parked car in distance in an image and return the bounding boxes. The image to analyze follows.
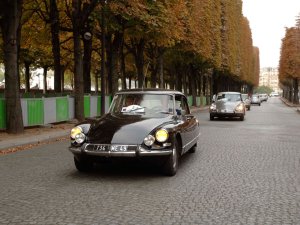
[269,92,279,97]
[251,94,261,106]
[209,91,246,121]
[241,94,251,110]
[259,93,268,102]
[68,89,200,176]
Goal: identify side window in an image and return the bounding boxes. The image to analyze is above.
[181,97,190,115]
[175,95,190,115]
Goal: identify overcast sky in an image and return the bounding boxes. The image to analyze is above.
[242,0,300,68]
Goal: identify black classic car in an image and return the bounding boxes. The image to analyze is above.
[69,89,200,176]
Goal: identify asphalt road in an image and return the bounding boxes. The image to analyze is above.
[0,97,299,225]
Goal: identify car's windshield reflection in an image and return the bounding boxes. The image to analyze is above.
[109,93,174,117]
[217,94,241,102]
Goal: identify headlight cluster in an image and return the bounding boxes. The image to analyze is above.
[210,104,216,111]
[235,103,244,112]
[71,126,86,144]
[143,129,169,147]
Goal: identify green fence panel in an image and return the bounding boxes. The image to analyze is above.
[97,96,101,116]
[201,96,207,106]
[56,97,69,122]
[0,99,6,129]
[187,96,193,106]
[84,96,90,117]
[196,97,201,106]
[27,99,44,126]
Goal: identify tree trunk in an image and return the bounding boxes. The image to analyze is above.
[183,71,187,95]
[190,65,197,106]
[61,65,66,92]
[175,66,182,92]
[24,61,30,92]
[83,32,92,93]
[50,0,62,93]
[293,78,299,104]
[72,0,84,121]
[120,43,126,89]
[110,31,123,96]
[158,48,164,89]
[0,0,24,133]
[43,66,48,94]
[133,39,145,88]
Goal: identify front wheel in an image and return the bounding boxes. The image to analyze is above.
[74,157,93,172]
[163,140,179,176]
[240,115,244,121]
[210,114,214,120]
[189,143,197,153]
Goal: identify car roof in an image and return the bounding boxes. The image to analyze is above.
[116,88,184,95]
[217,91,241,95]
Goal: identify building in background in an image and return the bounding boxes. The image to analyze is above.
[259,67,280,92]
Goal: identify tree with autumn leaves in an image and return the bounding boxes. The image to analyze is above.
[0,0,259,133]
[279,14,300,104]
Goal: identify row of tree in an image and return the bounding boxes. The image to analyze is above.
[279,14,300,104]
[0,0,259,133]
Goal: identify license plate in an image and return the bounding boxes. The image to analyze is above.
[110,145,128,152]
[89,144,128,152]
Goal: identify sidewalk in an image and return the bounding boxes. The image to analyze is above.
[280,97,300,113]
[0,106,209,154]
[0,122,75,154]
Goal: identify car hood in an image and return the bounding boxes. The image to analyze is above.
[87,113,174,144]
[215,100,240,111]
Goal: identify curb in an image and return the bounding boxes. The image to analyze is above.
[0,130,69,153]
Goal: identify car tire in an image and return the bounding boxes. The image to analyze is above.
[74,157,93,172]
[189,144,197,153]
[259,103,261,106]
[240,115,244,121]
[210,115,214,120]
[248,106,250,111]
[163,140,179,176]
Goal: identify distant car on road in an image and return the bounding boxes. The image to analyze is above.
[251,94,261,106]
[269,92,279,97]
[259,93,268,102]
[241,94,251,110]
[68,88,200,176]
[209,91,246,121]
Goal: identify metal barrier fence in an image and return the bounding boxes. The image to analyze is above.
[0,95,112,129]
[0,95,208,130]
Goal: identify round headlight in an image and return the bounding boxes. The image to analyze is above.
[70,126,83,139]
[75,132,86,144]
[144,135,155,146]
[155,129,169,142]
[210,104,216,110]
[235,104,244,112]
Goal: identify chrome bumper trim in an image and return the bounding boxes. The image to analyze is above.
[68,145,172,157]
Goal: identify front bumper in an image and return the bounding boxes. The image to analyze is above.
[69,144,173,157]
[210,111,244,117]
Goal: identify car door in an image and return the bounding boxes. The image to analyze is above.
[175,95,199,154]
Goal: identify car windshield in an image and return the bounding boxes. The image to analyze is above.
[241,94,248,100]
[109,93,174,118]
[217,93,241,102]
